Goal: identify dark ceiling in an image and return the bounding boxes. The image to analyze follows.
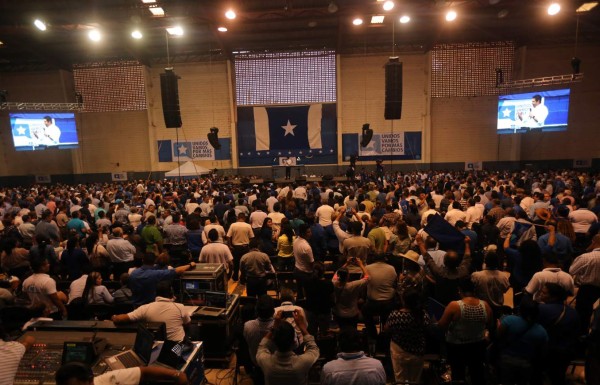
[0,0,599,71]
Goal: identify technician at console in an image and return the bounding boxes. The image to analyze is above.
[55,362,188,385]
[1,336,35,385]
[112,281,190,342]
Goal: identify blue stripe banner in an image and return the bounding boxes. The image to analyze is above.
[237,103,337,167]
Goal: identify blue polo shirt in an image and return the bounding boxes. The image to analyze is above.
[129,265,177,307]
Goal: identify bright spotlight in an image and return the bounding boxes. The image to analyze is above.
[548,3,561,15]
[34,19,47,31]
[383,1,395,11]
[225,9,236,19]
[131,30,143,39]
[352,18,363,25]
[446,10,457,22]
[88,30,102,42]
[166,26,184,36]
[217,27,228,32]
[399,15,411,24]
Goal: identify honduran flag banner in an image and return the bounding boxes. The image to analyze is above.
[237,103,337,167]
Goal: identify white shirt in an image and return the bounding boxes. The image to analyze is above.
[23,273,58,314]
[569,209,598,234]
[127,297,190,341]
[249,210,268,229]
[315,205,335,227]
[444,208,466,227]
[68,274,88,304]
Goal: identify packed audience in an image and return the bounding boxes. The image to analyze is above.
[1,168,600,385]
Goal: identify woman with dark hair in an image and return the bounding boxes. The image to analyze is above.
[29,235,58,276]
[471,249,510,318]
[390,220,412,256]
[305,262,334,337]
[404,200,421,230]
[60,237,90,280]
[332,258,369,331]
[438,279,494,385]
[276,223,295,272]
[385,288,431,384]
[81,271,113,305]
[504,237,543,305]
[85,232,111,280]
[257,217,276,257]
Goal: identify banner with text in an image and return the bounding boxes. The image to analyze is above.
[157,138,231,162]
[359,133,404,157]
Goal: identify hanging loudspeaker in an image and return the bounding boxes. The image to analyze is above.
[360,123,373,148]
[384,57,403,120]
[160,68,182,128]
[207,127,221,150]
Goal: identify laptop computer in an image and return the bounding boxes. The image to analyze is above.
[105,325,154,370]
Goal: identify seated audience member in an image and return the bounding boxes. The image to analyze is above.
[332,260,369,331]
[385,288,431,384]
[55,362,187,385]
[0,238,30,280]
[112,281,190,341]
[321,329,386,385]
[112,273,133,303]
[67,265,92,304]
[437,279,494,385]
[129,252,196,307]
[495,298,548,385]
[524,252,574,302]
[538,283,580,385]
[23,256,68,319]
[256,310,319,385]
[243,295,275,385]
[0,335,35,384]
[82,271,114,305]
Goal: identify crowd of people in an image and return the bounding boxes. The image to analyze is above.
[0,167,600,385]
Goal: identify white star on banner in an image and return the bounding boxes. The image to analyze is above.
[281,120,297,136]
[178,144,188,155]
[502,108,512,117]
[16,126,26,135]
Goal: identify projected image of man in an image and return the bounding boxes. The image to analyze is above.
[42,116,61,144]
[517,95,548,128]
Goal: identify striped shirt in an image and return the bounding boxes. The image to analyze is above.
[569,248,600,287]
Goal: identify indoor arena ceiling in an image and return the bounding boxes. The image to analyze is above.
[0,0,599,71]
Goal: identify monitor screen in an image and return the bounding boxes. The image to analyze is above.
[497,88,570,134]
[9,112,79,151]
[204,291,227,308]
[134,325,155,365]
[62,342,94,365]
[183,280,212,294]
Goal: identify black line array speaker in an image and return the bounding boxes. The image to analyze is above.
[384,58,403,120]
[160,68,182,128]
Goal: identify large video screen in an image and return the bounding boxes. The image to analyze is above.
[497,89,570,134]
[9,112,79,151]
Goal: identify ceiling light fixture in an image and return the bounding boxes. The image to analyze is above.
[547,3,561,15]
[141,0,156,3]
[371,15,385,24]
[352,18,363,26]
[88,30,102,42]
[34,19,47,31]
[383,1,395,11]
[446,10,457,22]
[225,9,236,19]
[399,15,411,24]
[217,26,228,32]
[149,7,165,16]
[131,30,143,39]
[577,2,598,12]
[166,26,184,36]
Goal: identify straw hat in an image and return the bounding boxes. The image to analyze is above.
[400,250,420,264]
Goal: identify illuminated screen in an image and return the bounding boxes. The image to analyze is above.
[9,112,79,151]
[497,89,570,134]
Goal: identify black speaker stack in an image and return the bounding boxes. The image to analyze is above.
[160,68,182,128]
[384,57,403,120]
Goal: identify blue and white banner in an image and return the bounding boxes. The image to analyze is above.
[157,138,231,162]
[341,132,421,161]
[237,103,337,167]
